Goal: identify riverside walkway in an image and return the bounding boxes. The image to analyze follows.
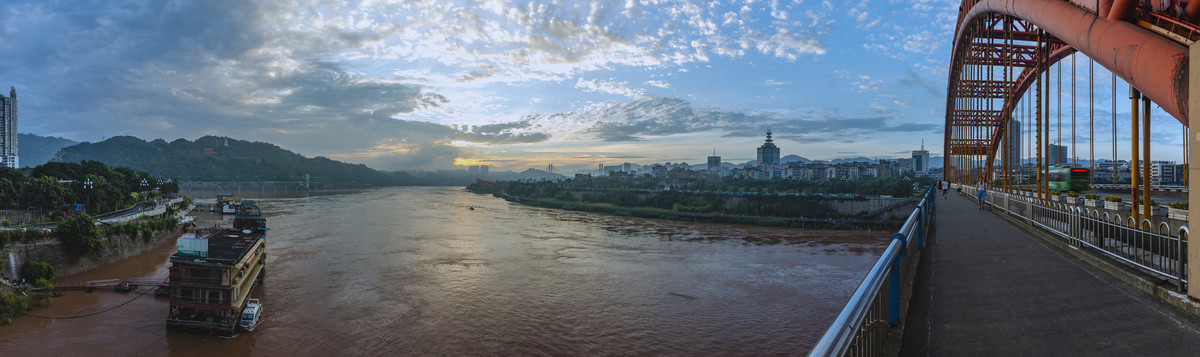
[900,193,1200,355]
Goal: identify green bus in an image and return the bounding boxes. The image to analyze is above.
[1048,165,1091,192]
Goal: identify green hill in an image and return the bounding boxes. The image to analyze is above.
[53,136,397,187]
[18,133,79,167]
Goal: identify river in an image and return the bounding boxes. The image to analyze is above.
[0,186,889,355]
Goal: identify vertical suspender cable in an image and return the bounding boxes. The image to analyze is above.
[1141,94,1151,222]
[1089,58,1094,184]
[1045,43,1051,196]
[1035,29,1041,195]
[1131,86,1140,224]
[1071,53,1076,166]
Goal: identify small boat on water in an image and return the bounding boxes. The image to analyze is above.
[239,299,263,332]
[114,281,136,292]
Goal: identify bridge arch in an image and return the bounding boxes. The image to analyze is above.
[945,0,1196,184]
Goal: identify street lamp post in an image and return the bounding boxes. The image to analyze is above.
[84,178,93,214]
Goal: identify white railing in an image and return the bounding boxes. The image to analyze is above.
[981,190,1187,289]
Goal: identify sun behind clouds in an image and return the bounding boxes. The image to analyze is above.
[453,158,489,167]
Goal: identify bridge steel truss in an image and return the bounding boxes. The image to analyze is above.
[945,0,1200,301]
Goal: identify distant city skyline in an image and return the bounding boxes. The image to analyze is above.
[2,1,1183,172]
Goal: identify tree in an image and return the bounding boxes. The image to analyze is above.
[554,191,575,202]
[56,214,105,257]
[0,178,14,206]
[19,261,54,282]
[18,177,71,212]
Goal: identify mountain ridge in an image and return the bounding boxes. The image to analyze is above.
[53,135,397,187]
[18,133,79,167]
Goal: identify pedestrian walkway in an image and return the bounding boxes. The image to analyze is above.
[900,193,1200,355]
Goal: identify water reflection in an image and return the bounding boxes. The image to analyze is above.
[0,186,888,355]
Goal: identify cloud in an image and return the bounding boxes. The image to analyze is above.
[0,0,577,171]
[575,78,648,99]
[344,144,465,172]
[1,0,972,170]
[899,68,944,97]
[645,80,671,88]
[520,97,939,142]
[853,75,883,93]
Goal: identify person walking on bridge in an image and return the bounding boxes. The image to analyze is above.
[976,180,986,210]
[941,180,949,198]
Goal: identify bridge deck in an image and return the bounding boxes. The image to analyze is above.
[900,193,1200,355]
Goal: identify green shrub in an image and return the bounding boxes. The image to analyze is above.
[1169,201,1188,210]
[56,214,105,257]
[20,261,54,282]
[1084,193,1099,200]
[34,278,52,290]
[0,220,9,227]
[1104,196,1122,203]
[22,229,43,242]
[1066,192,1078,197]
[554,191,575,202]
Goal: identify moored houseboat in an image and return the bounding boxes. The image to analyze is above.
[166,201,267,336]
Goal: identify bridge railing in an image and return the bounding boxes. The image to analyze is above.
[809,185,936,357]
[981,191,1187,290]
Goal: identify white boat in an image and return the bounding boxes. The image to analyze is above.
[239,299,262,331]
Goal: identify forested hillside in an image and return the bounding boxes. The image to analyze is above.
[54,136,397,186]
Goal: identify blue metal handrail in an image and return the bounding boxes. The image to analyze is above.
[809,184,935,356]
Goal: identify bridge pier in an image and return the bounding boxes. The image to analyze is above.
[1189,42,1200,299]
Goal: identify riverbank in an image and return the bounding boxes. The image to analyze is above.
[498,193,905,231]
[0,202,200,324]
[3,207,192,282]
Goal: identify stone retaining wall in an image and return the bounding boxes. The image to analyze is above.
[2,225,183,282]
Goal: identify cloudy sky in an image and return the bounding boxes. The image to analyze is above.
[0,0,1186,172]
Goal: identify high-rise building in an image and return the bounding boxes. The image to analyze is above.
[468,165,480,177]
[708,148,721,172]
[756,131,780,168]
[1149,161,1178,185]
[1006,119,1021,167]
[707,155,721,171]
[1048,144,1069,165]
[479,165,489,177]
[0,87,17,169]
[912,140,930,174]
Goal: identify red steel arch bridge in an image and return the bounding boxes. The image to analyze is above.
[813,1,1200,356]
[945,0,1200,305]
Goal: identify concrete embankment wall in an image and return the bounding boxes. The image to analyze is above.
[2,224,184,282]
[825,197,916,217]
[567,190,914,216]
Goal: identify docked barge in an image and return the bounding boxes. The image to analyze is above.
[166,201,267,336]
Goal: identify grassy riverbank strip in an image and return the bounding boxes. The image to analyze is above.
[501,194,901,230]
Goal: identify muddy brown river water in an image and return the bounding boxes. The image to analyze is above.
[0,186,889,355]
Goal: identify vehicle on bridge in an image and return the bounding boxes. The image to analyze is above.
[1048,166,1090,192]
